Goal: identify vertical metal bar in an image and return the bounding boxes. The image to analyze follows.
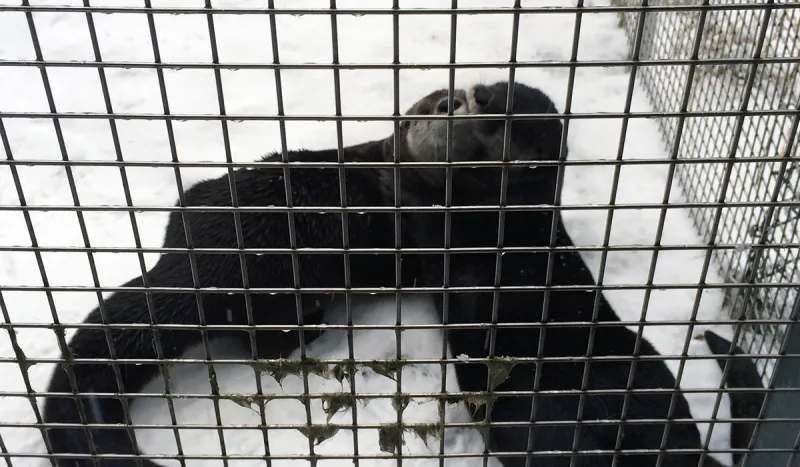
[0,430,12,467]
[530,2,583,466]
[438,1,458,465]
[486,2,520,467]
[265,1,318,462]
[328,2,361,464]
[391,2,403,465]
[0,288,56,467]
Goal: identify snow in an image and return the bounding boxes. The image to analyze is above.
[0,0,743,466]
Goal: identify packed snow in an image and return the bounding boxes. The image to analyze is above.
[0,1,744,466]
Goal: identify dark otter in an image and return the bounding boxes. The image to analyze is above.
[396,81,766,467]
[41,81,764,467]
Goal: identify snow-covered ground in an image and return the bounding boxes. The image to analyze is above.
[0,1,742,466]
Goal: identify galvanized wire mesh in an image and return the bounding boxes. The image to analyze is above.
[615,0,800,384]
[0,2,798,467]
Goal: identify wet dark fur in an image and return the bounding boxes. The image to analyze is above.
[401,82,766,467]
[42,147,415,467]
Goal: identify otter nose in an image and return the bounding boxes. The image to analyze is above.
[436,98,463,113]
[473,85,492,106]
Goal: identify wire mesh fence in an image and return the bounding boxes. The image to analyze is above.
[614,0,800,385]
[0,2,798,467]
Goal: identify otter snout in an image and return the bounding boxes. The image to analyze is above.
[473,84,493,107]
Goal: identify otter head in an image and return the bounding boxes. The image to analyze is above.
[384,81,565,205]
[395,87,488,165]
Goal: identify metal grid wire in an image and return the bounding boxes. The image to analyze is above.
[615,0,800,382]
[0,2,798,467]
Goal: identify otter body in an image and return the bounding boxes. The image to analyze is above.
[41,81,764,467]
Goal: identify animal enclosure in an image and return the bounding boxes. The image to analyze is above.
[0,2,798,467]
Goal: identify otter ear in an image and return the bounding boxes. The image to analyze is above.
[399,119,410,129]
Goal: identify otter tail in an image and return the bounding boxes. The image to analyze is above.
[42,264,208,467]
[703,330,767,466]
[44,357,165,467]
